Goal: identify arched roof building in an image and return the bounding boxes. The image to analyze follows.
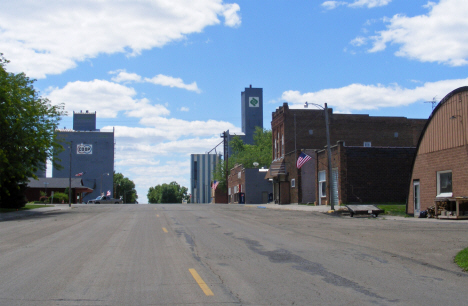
[408,86,468,217]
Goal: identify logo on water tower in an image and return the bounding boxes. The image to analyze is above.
[249,97,260,107]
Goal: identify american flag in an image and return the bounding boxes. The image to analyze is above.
[107,190,111,196]
[296,152,312,169]
[212,181,219,190]
[75,172,85,176]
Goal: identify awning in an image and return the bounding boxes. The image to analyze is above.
[265,158,287,179]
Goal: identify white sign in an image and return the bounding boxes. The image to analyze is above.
[249,97,260,107]
[77,144,93,154]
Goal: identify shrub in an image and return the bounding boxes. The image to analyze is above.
[51,192,68,203]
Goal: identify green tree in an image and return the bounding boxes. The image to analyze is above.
[147,181,189,204]
[213,127,272,189]
[114,172,138,203]
[0,55,65,208]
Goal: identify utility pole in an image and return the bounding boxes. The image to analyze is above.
[221,131,228,190]
[324,103,334,211]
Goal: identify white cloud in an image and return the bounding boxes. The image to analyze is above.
[145,75,201,93]
[322,0,390,10]
[179,107,190,112]
[222,3,241,27]
[109,117,239,141]
[110,70,142,83]
[367,0,468,66]
[350,36,367,46]
[0,0,241,78]
[47,80,170,118]
[110,70,201,93]
[280,77,468,113]
[349,0,391,8]
[322,1,347,10]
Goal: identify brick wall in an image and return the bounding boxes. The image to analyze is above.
[344,146,416,204]
[271,103,426,204]
[300,149,317,203]
[317,142,416,204]
[227,164,246,204]
[408,145,468,214]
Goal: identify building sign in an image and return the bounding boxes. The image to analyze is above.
[77,144,93,154]
[249,97,260,107]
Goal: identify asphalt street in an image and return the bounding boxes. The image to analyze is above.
[0,204,467,305]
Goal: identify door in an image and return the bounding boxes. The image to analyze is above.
[318,171,326,205]
[413,180,420,217]
[262,191,268,204]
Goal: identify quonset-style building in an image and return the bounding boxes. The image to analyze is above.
[53,111,114,203]
[408,86,468,218]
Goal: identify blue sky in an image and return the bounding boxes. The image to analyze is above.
[2,0,467,203]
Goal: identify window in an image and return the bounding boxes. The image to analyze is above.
[364,142,371,147]
[291,179,295,188]
[319,171,326,198]
[228,188,231,195]
[437,170,452,197]
[281,134,284,156]
[309,130,313,135]
[238,172,241,179]
[193,161,197,179]
[394,132,399,138]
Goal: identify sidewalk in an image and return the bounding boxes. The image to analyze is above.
[244,203,468,223]
[0,205,71,222]
[246,203,332,212]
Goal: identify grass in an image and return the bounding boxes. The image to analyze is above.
[0,204,54,213]
[455,247,468,272]
[376,204,407,217]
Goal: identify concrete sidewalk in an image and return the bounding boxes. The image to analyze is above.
[244,203,468,223]
[0,205,71,222]
[246,203,332,212]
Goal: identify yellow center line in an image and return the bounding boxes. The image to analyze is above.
[162,227,168,233]
[189,269,214,296]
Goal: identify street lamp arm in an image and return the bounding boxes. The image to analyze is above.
[305,101,325,110]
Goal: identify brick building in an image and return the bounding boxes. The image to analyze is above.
[408,86,468,217]
[269,103,426,204]
[228,164,272,204]
[316,141,416,205]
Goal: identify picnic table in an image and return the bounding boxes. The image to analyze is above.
[346,204,384,218]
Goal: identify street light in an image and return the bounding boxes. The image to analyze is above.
[304,102,335,211]
[101,173,109,195]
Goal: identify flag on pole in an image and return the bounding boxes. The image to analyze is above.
[75,172,86,176]
[212,181,219,190]
[296,152,312,169]
[107,190,111,196]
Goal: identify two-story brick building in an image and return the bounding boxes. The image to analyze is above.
[269,103,426,204]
